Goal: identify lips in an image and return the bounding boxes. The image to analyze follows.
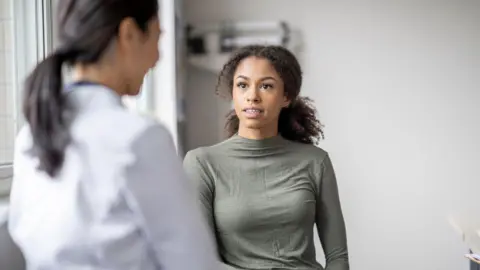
[243,107,264,119]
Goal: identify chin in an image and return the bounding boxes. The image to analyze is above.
[243,120,266,129]
[129,88,142,96]
[241,117,278,132]
[125,82,142,96]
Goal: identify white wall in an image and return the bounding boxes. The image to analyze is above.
[184,67,231,149]
[184,1,480,269]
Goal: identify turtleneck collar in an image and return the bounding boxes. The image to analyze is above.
[229,134,289,149]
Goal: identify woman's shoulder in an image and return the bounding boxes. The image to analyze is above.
[286,140,329,162]
[184,142,226,164]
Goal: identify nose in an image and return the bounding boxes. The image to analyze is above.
[245,88,260,103]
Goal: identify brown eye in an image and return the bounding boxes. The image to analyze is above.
[260,84,273,90]
[237,82,248,89]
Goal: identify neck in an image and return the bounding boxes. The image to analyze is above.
[237,124,279,140]
[72,63,126,96]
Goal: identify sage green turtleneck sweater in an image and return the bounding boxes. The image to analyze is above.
[183,135,349,270]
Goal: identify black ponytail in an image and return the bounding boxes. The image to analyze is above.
[217,45,324,144]
[278,97,323,144]
[23,52,70,177]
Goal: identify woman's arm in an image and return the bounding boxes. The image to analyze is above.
[124,124,219,270]
[316,154,349,270]
[182,149,217,241]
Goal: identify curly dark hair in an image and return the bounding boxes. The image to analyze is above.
[216,45,324,144]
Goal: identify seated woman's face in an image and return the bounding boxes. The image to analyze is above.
[232,56,291,133]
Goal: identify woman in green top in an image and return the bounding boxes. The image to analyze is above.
[183,45,349,270]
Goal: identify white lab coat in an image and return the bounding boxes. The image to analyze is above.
[8,84,219,270]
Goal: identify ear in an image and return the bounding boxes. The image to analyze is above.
[117,17,140,48]
[283,96,291,108]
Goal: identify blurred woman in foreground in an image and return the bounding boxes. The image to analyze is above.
[8,0,218,269]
